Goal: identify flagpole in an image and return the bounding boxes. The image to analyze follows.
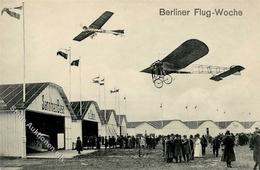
[98,74,101,106]
[79,56,82,116]
[69,47,71,101]
[124,96,127,115]
[22,2,26,104]
[104,78,107,136]
[114,88,117,110]
[161,103,164,134]
[118,91,120,113]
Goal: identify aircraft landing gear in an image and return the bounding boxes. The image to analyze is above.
[163,75,173,84]
[152,74,174,88]
[153,78,163,88]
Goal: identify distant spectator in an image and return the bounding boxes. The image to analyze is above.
[221,131,236,168]
[75,136,83,154]
[201,135,208,156]
[250,128,260,170]
[194,134,202,158]
[212,136,221,157]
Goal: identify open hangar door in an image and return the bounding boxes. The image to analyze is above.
[25,111,65,153]
[82,120,98,146]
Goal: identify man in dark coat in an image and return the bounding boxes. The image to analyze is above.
[166,136,174,163]
[174,134,183,163]
[182,135,191,162]
[212,136,221,157]
[222,131,236,168]
[250,128,260,170]
[189,135,194,160]
[104,136,108,149]
[75,136,83,154]
[201,135,208,156]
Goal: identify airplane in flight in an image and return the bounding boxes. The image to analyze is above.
[73,11,124,41]
[141,39,245,88]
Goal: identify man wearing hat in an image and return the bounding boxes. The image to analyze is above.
[222,130,236,168]
[251,128,260,170]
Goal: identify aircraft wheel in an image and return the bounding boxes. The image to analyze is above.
[163,75,173,84]
[154,79,163,88]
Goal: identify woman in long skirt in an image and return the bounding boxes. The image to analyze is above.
[194,134,202,158]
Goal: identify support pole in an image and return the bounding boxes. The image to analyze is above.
[22,2,26,104]
[79,56,82,116]
[69,47,71,101]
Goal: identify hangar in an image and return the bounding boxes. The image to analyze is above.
[127,120,259,137]
[0,82,76,157]
[100,110,119,137]
[116,114,128,136]
[70,101,104,146]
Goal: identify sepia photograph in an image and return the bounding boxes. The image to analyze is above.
[0,0,260,169]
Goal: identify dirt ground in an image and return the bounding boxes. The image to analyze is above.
[0,145,255,170]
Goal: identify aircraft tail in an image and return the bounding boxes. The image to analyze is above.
[112,29,124,35]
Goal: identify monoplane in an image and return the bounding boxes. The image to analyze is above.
[141,39,245,88]
[73,11,124,41]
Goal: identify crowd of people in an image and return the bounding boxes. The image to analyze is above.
[75,135,160,152]
[75,128,260,169]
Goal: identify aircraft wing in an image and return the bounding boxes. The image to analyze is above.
[89,11,114,29]
[210,65,245,81]
[161,39,209,70]
[140,66,191,75]
[73,31,94,41]
[73,11,113,41]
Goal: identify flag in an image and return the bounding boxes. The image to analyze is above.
[71,59,79,66]
[99,79,105,85]
[13,6,23,10]
[93,80,99,83]
[57,51,68,59]
[1,7,22,20]
[110,89,119,93]
[92,76,100,83]
[93,76,100,80]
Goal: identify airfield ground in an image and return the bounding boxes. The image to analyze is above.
[0,145,255,170]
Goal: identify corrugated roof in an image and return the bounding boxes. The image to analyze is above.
[240,121,256,129]
[116,114,128,126]
[0,82,77,119]
[215,121,233,129]
[147,120,172,129]
[70,100,105,124]
[100,109,117,125]
[127,120,258,130]
[127,121,144,128]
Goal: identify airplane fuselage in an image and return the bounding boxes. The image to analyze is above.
[83,27,124,35]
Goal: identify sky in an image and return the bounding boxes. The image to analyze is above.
[1,0,260,122]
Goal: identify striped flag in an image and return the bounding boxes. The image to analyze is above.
[1,6,22,20]
[92,76,100,83]
[57,51,68,59]
[71,59,79,66]
[99,79,105,86]
[110,88,119,93]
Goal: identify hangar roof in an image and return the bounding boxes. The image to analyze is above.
[70,100,105,124]
[116,114,128,126]
[100,109,117,125]
[0,82,77,119]
[127,120,257,129]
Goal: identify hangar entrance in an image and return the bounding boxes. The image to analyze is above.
[25,111,65,154]
[82,120,98,146]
